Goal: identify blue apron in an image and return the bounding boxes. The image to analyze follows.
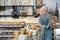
[40,18,52,40]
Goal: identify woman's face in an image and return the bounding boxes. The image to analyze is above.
[40,8,47,15]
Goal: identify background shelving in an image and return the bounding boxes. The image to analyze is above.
[0,0,43,40]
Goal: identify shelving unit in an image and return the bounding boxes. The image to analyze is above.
[0,0,43,40]
[1,5,34,7]
[0,6,34,17]
[52,28,54,40]
[0,35,14,38]
[52,16,57,40]
[0,0,35,16]
[0,30,20,32]
[0,21,24,40]
[52,26,56,40]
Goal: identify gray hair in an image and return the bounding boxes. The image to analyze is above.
[40,6,48,12]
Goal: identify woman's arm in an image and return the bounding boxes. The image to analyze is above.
[39,15,43,26]
[46,14,52,29]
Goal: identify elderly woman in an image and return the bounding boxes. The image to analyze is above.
[39,6,52,40]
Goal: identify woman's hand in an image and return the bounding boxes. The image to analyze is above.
[39,24,43,29]
[46,25,49,29]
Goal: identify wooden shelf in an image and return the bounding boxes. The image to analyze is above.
[0,35,14,38]
[0,30,13,32]
[0,30,20,32]
[0,5,34,7]
[0,26,23,28]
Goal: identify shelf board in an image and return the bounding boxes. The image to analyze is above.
[0,35,14,38]
[0,30,20,32]
[0,30,13,32]
[0,26,23,28]
[0,5,34,7]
